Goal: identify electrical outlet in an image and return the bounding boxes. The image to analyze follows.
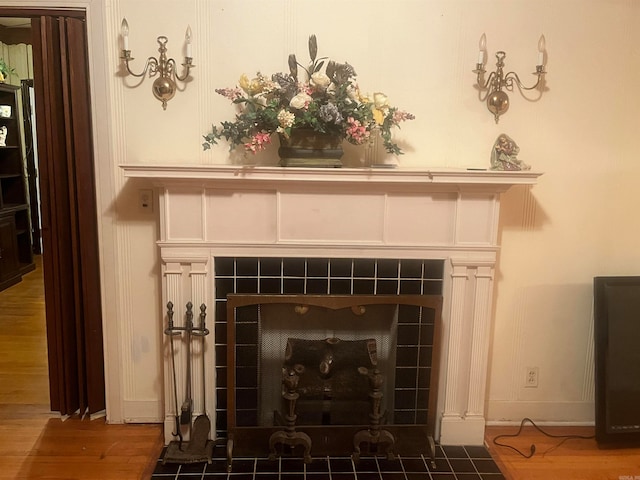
[525,367,539,388]
[139,189,153,212]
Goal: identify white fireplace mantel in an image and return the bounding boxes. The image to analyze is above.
[120,164,541,446]
[121,164,540,188]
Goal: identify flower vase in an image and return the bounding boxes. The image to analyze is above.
[278,128,343,167]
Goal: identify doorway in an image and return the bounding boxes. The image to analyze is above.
[0,10,105,417]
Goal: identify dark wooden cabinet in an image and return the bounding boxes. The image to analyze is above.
[0,83,34,291]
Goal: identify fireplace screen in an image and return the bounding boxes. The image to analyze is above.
[225,294,442,463]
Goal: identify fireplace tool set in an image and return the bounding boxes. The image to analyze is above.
[163,301,215,464]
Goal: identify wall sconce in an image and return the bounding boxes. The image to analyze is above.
[473,34,547,123]
[119,18,195,110]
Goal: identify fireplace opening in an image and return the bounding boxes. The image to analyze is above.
[259,301,399,427]
[214,257,444,463]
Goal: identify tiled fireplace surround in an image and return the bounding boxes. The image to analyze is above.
[122,165,539,449]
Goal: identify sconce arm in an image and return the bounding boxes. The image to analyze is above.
[474,69,497,91]
[174,58,195,82]
[121,52,158,78]
[504,71,545,91]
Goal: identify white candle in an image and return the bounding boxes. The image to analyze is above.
[537,34,546,66]
[185,25,192,58]
[478,33,486,65]
[121,18,129,51]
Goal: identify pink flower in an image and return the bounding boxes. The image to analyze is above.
[215,87,243,101]
[392,110,415,123]
[298,82,314,95]
[345,117,370,145]
[244,132,272,153]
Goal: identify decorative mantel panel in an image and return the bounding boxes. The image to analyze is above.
[121,164,540,446]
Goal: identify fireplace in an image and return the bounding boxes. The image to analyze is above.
[121,164,540,448]
[223,291,443,463]
[213,254,444,461]
[214,257,443,430]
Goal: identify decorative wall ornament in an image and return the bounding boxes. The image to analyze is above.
[119,18,195,110]
[473,34,547,123]
[490,133,530,171]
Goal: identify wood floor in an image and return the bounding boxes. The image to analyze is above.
[0,257,163,479]
[486,424,640,480]
[1,257,639,479]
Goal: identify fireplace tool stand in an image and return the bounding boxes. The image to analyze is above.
[163,302,216,465]
[268,365,313,463]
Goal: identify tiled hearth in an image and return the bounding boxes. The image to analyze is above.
[152,444,505,480]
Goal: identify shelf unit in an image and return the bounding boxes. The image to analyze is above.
[0,83,34,291]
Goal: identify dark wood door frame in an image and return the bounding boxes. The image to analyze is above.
[0,8,105,416]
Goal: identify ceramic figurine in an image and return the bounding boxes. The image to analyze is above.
[490,133,531,171]
[0,125,6,147]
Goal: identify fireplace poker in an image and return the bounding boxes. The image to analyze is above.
[180,302,194,429]
[164,302,183,448]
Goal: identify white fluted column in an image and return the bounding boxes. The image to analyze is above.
[441,262,469,420]
[466,264,495,417]
[440,260,496,445]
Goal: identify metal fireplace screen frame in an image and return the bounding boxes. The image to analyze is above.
[225,294,442,461]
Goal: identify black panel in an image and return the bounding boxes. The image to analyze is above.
[307,258,329,277]
[377,259,399,278]
[283,257,306,276]
[400,259,423,278]
[594,276,640,446]
[353,258,376,277]
[259,257,282,276]
[330,258,353,277]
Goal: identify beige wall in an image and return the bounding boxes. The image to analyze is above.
[10,0,640,425]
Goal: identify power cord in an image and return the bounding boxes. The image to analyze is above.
[492,417,595,458]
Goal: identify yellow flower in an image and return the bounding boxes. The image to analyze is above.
[359,91,371,104]
[239,74,262,96]
[372,107,385,125]
[371,92,389,125]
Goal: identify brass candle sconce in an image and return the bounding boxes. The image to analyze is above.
[473,34,547,123]
[119,18,195,110]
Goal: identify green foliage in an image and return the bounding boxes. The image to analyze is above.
[0,59,15,81]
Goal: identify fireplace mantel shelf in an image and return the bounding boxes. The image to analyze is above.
[121,164,541,189]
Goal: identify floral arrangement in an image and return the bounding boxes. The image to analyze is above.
[202,35,414,156]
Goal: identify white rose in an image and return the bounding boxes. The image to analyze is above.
[373,92,389,109]
[311,72,331,90]
[289,92,313,110]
